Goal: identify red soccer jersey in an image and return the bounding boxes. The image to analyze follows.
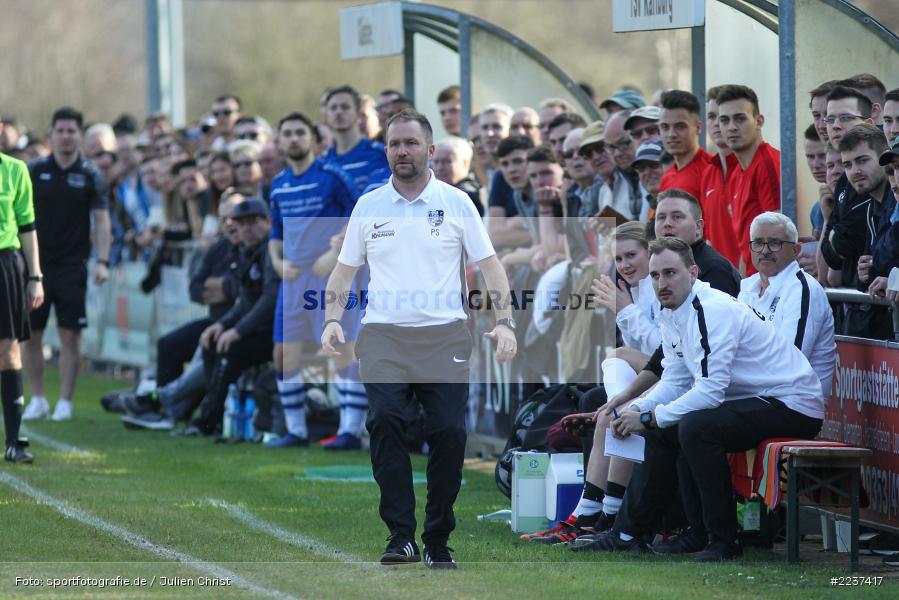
[701,152,742,268]
[660,147,712,201]
[731,142,781,275]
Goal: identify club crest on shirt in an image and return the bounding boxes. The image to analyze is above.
[427,209,444,227]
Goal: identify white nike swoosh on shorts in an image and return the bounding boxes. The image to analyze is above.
[452,356,467,363]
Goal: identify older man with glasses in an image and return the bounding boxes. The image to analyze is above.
[738,211,835,398]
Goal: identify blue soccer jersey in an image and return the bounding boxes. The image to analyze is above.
[323,139,390,194]
[269,159,359,268]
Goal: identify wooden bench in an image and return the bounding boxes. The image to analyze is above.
[782,445,872,571]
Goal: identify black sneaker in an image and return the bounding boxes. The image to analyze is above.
[380,535,421,565]
[652,527,708,555]
[5,441,34,464]
[694,540,743,562]
[125,392,161,416]
[423,544,456,569]
[569,530,646,553]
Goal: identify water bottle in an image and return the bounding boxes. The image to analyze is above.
[476,509,512,523]
[242,392,256,440]
[223,384,239,438]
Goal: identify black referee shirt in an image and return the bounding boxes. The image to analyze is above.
[28,153,108,267]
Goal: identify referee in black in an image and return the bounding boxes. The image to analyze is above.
[0,147,44,463]
[322,109,516,569]
[21,107,111,422]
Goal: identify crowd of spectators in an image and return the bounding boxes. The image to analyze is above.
[5,69,899,559]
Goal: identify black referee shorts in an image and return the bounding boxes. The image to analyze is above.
[0,249,30,342]
[29,262,88,331]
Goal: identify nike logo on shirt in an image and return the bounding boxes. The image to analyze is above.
[374,221,391,229]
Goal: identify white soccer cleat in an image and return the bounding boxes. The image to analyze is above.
[21,396,50,420]
[50,400,73,421]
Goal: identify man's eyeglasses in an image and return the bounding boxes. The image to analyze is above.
[579,144,607,158]
[560,150,575,161]
[629,124,660,139]
[749,238,789,252]
[233,160,257,169]
[213,109,234,118]
[236,131,259,140]
[824,113,864,125]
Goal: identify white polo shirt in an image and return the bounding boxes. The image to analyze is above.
[338,170,496,326]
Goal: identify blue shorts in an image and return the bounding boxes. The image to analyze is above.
[274,269,364,344]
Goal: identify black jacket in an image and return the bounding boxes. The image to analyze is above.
[217,240,280,337]
[189,236,240,321]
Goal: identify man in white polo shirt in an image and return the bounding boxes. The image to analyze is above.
[321,109,516,569]
[738,212,836,397]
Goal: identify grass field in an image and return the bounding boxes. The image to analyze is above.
[0,367,896,599]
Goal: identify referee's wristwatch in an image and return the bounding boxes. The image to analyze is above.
[496,317,516,332]
[28,274,43,283]
[640,411,655,430]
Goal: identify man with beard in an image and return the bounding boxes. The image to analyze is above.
[265,112,362,449]
[322,109,515,568]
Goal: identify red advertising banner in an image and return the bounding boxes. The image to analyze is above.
[820,339,899,528]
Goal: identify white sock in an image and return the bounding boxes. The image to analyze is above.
[32,395,47,404]
[601,358,637,398]
[572,496,603,517]
[335,366,367,437]
[276,375,307,438]
[602,495,623,515]
[57,398,71,407]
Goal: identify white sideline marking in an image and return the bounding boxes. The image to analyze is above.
[20,425,93,455]
[204,498,367,565]
[0,474,300,600]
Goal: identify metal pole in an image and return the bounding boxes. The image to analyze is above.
[145,0,161,115]
[691,25,706,149]
[459,17,472,139]
[779,0,798,223]
[403,29,415,104]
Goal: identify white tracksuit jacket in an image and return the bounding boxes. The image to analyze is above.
[632,281,824,428]
[738,261,836,398]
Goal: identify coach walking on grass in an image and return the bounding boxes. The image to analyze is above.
[322,109,516,569]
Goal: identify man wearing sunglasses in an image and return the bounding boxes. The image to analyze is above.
[210,94,241,152]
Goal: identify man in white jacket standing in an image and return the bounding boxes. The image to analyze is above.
[592,237,824,561]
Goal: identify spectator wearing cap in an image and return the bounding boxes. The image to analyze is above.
[700,86,741,268]
[605,110,649,221]
[561,127,600,264]
[623,106,661,146]
[510,107,541,146]
[599,88,646,116]
[84,123,117,159]
[717,85,780,276]
[631,139,664,220]
[433,137,483,215]
[547,112,587,162]
[537,98,575,144]
[658,90,711,203]
[437,85,462,136]
[193,198,279,435]
[578,120,616,218]
[374,89,404,138]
